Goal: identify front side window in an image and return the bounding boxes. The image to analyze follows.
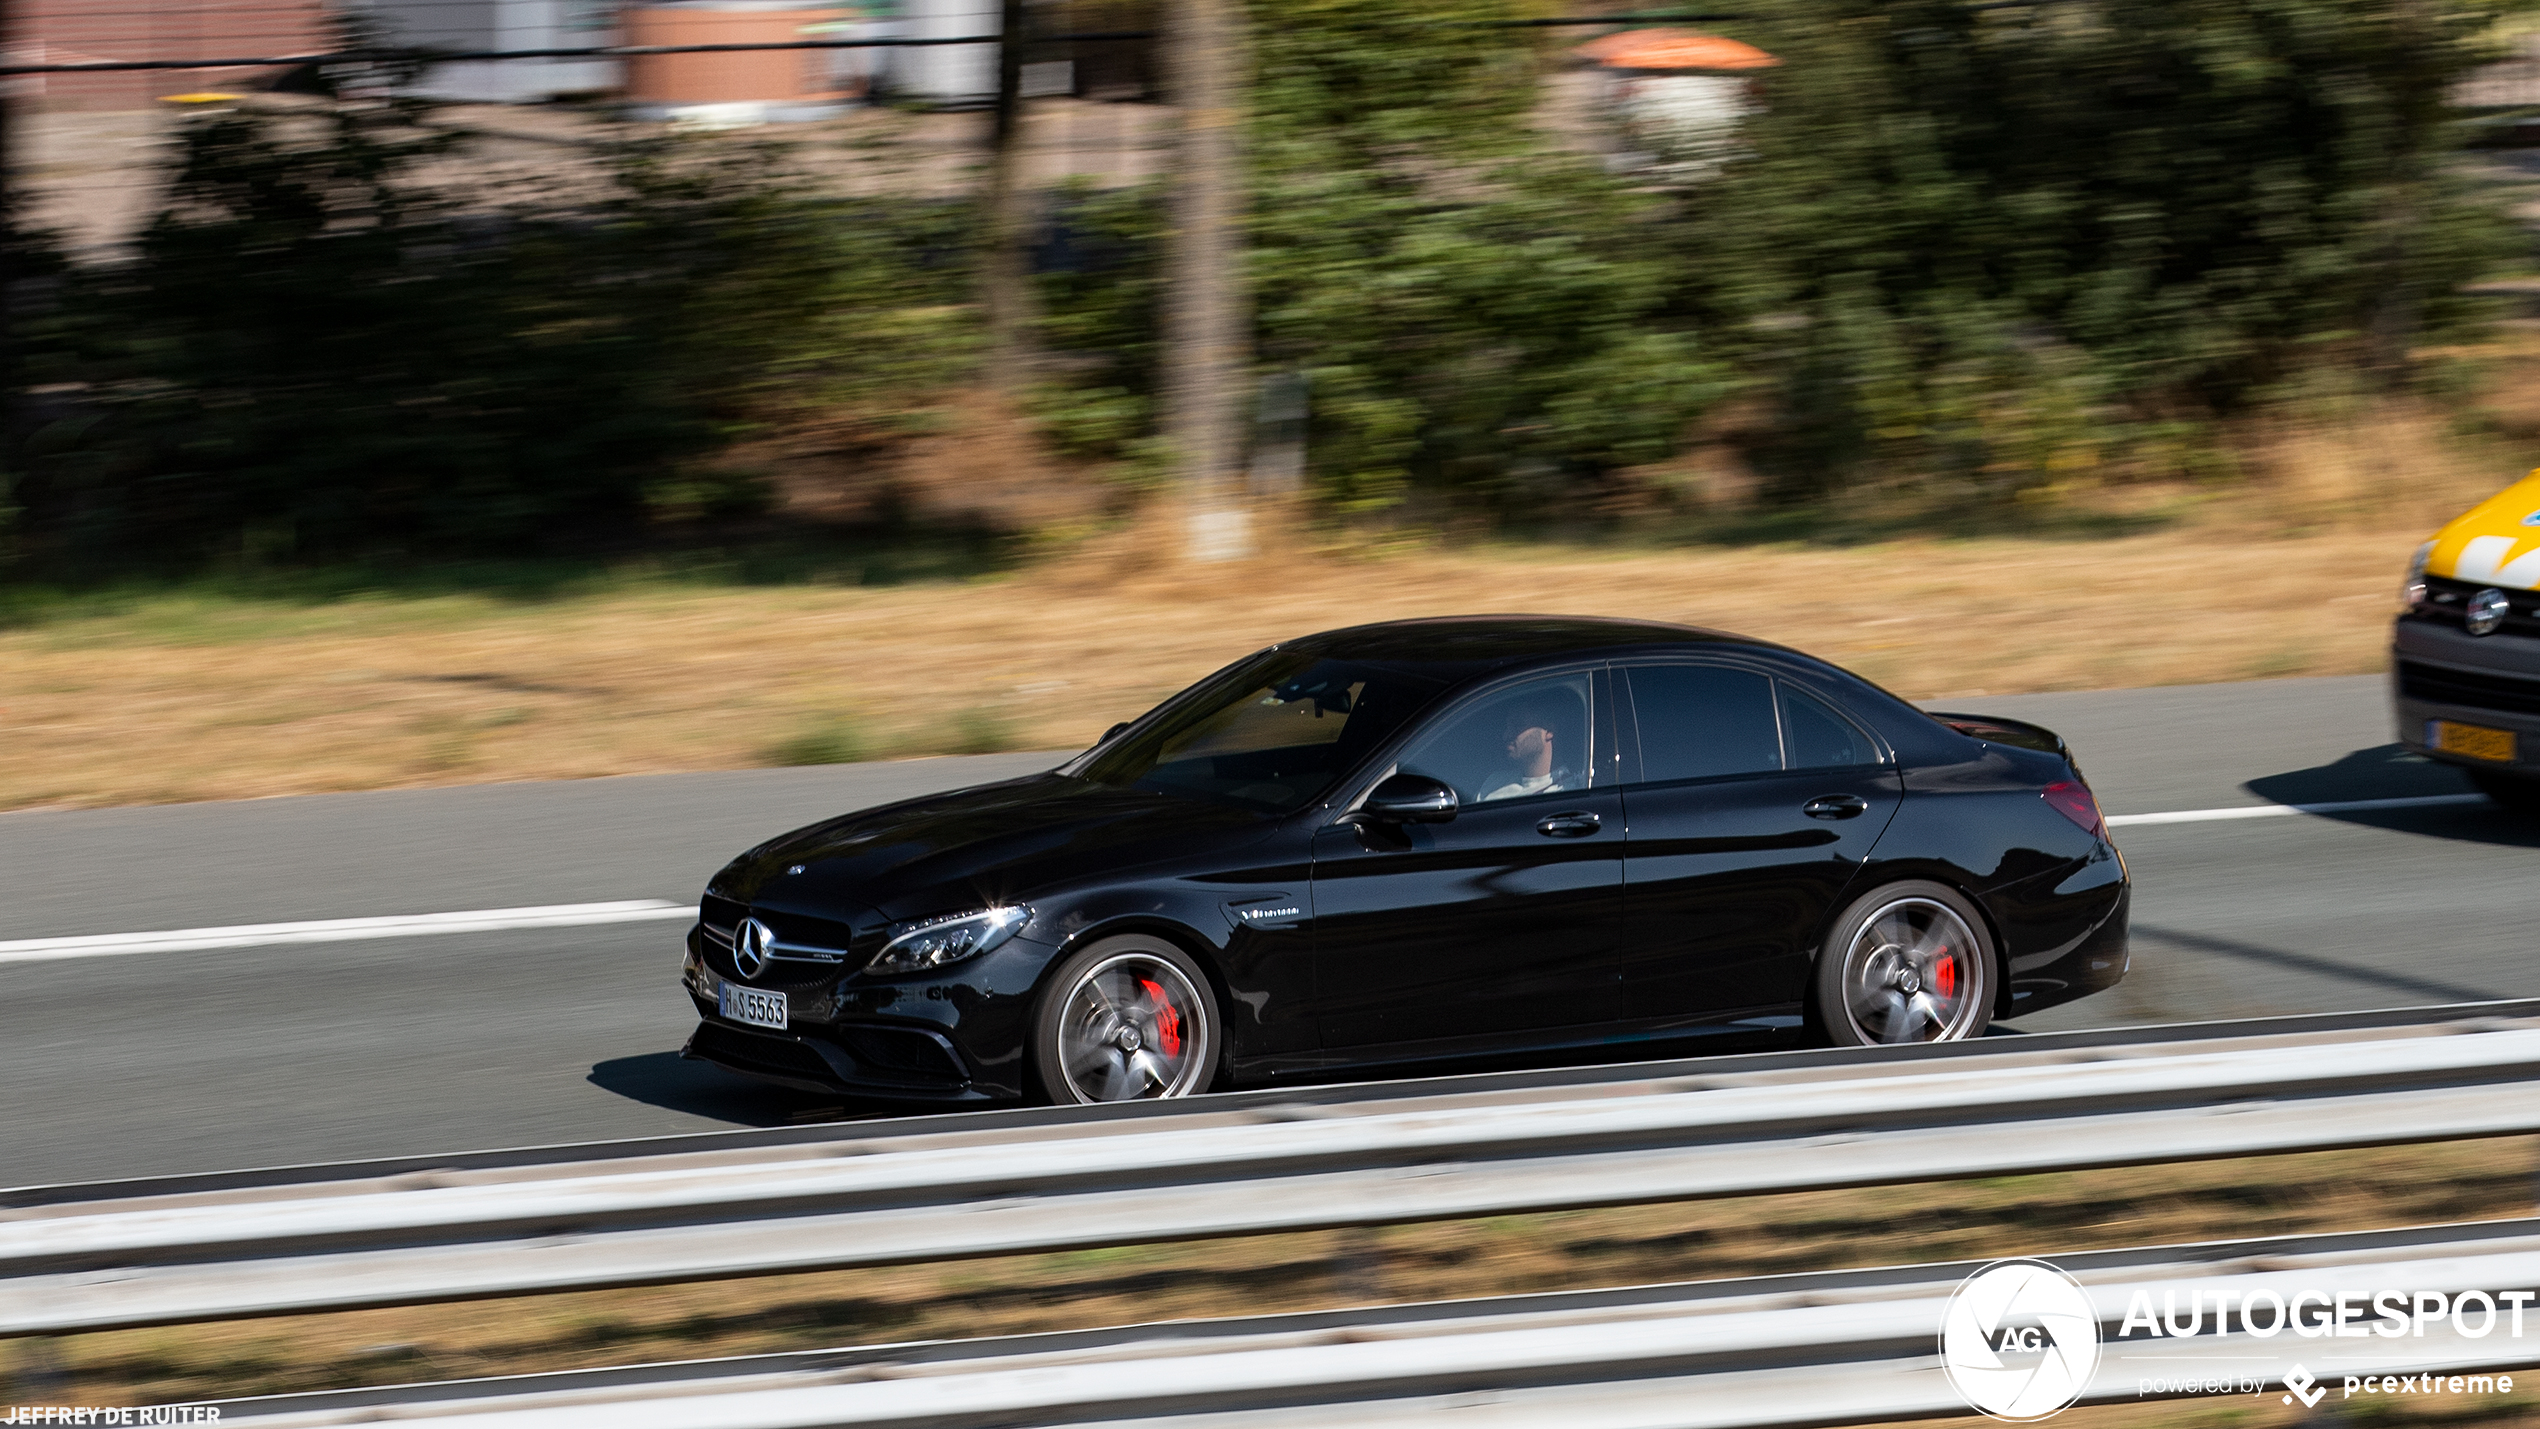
[1068,652,1444,812]
[1394,673,1597,804]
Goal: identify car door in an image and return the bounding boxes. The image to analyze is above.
[1310,667,1626,1050]
[1615,661,1902,1025]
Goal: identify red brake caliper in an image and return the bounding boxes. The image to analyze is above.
[1138,978,1183,1056]
[1932,949,1957,999]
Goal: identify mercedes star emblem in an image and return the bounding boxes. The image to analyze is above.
[733,917,777,979]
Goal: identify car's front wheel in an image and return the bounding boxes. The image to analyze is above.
[1031,935,1221,1104]
[1812,881,1995,1046]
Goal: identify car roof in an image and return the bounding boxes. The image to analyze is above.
[1271,615,1973,768]
[1281,615,1778,675]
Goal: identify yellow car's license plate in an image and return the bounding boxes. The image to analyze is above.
[2432,719,2518,763]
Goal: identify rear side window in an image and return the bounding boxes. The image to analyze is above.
[1780,684,1877,769]
[1626,665,1780,783]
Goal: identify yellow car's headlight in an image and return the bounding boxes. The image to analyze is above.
[2403,540,2434,611]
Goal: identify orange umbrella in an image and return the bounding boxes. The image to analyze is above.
[1576,28,1779,72]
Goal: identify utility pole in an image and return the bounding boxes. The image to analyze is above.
[1160,0,1249,561]
[981,0,1036,392]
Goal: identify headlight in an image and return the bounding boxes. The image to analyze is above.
[865,906,1030,975]
[2403,541,2434,610]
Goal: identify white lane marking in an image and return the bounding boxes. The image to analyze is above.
[0,791,2503,960]
[0,900,694,964]
[2106,793,2489,828]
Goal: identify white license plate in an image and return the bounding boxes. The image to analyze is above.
[718,982,787,1031]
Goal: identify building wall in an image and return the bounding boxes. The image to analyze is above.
[353,0,621,103]
[15,0,334,109]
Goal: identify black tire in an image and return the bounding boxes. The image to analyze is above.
[1811,880,1996,1047]
[1030,934,1222,1104]
[2469,768,2540,816]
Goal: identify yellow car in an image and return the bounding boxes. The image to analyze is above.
[2397,470,2540,809]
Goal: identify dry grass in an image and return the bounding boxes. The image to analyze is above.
[0,527,2424,811]
[0,442,2512,811]
[21,1137,2540,1406]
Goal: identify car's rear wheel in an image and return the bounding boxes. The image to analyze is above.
[1812,882,1994,1046]
[2468,768,2540,815]
[1031,935,1220,1104]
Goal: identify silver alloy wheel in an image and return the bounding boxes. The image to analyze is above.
[1836,896,1987,1044]
[1051,951,1214,1102]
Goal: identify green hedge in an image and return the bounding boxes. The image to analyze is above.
[3,0,2525,574]
[1040,0,2525,514]
[1681,0,2524,502]
[4,106,974,571]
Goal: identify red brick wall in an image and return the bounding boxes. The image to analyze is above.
[15,0,334,109]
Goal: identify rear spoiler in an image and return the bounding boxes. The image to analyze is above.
[1925,711,2077,770]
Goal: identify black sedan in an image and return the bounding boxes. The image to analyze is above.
[681,617,2129,1104]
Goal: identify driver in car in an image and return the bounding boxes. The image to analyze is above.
[1479,698,1573,801]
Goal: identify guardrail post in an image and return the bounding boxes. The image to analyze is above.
[1334,1225,1388,1306]
[10,1336,64,1399]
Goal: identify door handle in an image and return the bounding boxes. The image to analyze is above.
[1803,794,1870,820]
[1536,811,1602,838]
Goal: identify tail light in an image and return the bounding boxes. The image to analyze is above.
[2043,780,2104,839]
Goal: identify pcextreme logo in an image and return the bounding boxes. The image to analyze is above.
[1940,1259,2101,1421]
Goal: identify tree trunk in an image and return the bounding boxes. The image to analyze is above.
[981,0,1037,391]
[1160,0,1250,560]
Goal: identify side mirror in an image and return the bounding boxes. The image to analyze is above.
[1356,773,1458,824]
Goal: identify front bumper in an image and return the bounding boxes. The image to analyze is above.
[682,1018,1004,1102]
[678,923,1045,1101]
[2392,618,2540,775]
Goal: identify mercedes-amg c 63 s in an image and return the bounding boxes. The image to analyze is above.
[681,617,2129,1103]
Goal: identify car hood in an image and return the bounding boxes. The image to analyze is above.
[716,773,1279,923]
[2426,468,2540,589]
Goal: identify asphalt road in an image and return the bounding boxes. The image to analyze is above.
[3,672,2526,1188]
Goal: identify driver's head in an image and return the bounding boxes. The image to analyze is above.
[1500,697,1564,775]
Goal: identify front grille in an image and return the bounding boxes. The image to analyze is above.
[700,894,744,957]
[2413,576,2540,638]
[2399,659,2540,716]
[696,895,871,988]
[709,953,845,993]
[837,1025,968,1083]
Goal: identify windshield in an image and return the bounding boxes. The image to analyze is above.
[1065,650,1446,812]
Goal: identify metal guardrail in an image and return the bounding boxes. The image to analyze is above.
[212,1217,2540,1427]
[28,996,2540,1208]
[17,1007,2540,1336]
